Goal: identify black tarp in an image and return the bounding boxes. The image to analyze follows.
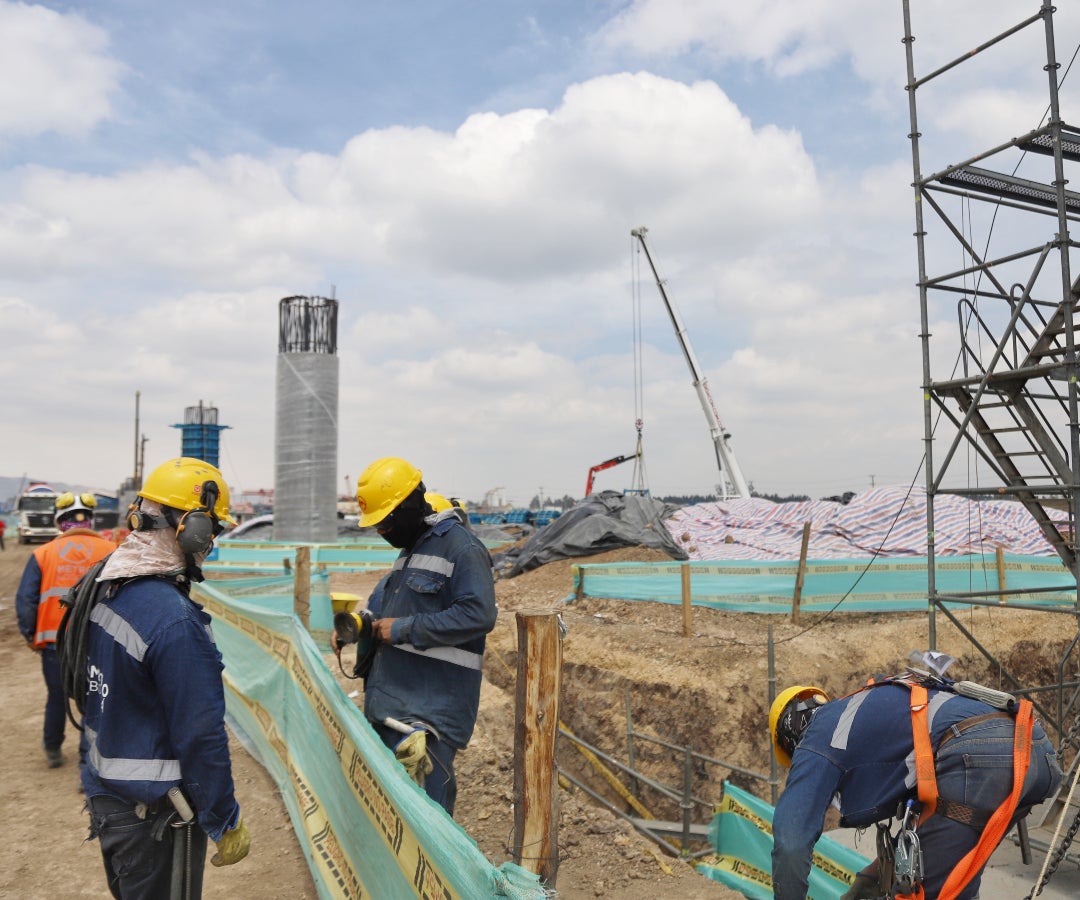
[492,491,687,578]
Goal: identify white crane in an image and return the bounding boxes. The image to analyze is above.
[631,226,751,500]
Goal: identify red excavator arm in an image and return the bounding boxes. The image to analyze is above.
[585,454,635,496]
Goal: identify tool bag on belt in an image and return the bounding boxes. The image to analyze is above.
[863,672,1035,900]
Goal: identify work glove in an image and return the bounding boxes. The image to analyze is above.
[394,729,433,785]
[211,815,251,867]
[840,872,881,900]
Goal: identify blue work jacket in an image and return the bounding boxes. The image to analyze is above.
[772,683,1003,900]
[80,575,240,841]
[364,514,497,750]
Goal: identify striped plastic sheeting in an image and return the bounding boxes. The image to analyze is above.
[664,485,1069,562]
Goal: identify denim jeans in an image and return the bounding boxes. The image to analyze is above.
[916,717,1062,899]
[40,646,66,751]
[88,796,207,900]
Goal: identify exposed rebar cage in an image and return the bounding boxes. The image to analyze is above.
[274,296,339,543]
[279,294,338,354]
[902,0,1080,874]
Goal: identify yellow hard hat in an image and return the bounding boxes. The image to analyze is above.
[425,492,452,513]
[356,457,423,527]
[138,457,235,525]
[769,685,829,767]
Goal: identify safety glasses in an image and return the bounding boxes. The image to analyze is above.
[55,492,98,510]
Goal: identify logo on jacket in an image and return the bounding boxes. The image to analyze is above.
[59,539,94,565]
[88,664,109,699]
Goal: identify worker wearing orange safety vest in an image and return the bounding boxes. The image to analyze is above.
[16,492,114,768]
[770,673,1062,900]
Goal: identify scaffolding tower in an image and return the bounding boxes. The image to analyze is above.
[902,0,1080,874]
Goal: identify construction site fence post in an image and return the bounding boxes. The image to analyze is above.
[293,545,311,629]
[768,623,779,805]
[513,610,563,887]
[997,545,1008,603]
[680,744,694,856]
[681,562,692,636]
[792,522,811,624]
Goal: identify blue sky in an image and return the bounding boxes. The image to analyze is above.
[3,1,1079,507]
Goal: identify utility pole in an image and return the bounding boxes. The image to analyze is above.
[139,435,149,489]
[133,390,141,486]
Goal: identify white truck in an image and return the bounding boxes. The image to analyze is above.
[15,482,60,544]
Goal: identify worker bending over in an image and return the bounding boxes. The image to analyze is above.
[769,673,1061,900]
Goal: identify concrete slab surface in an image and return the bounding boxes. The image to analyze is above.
[825,824,1080,899]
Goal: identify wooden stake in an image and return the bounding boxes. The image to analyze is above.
[294,545,311,629]
[792,522,811,624]
[513,610,563,887]
[996,544,1007,603]
[681,562,692,637]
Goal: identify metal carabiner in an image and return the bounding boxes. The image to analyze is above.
[893,800,924,894]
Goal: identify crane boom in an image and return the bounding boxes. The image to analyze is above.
[585,453,635,496]
[631,226,751,500]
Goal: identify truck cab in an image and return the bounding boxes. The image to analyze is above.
[15,483,59,544]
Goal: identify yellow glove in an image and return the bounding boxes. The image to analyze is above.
[211,815,251,867]
[394,729,433,785]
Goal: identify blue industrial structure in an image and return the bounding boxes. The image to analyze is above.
[172,401,229,467]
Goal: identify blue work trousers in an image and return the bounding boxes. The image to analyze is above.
[373,722,459,816]
[88,796,207,900]
[915,717,1062,899]
[40,646,66,751]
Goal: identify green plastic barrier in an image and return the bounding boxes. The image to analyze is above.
[196,577,548,900]
[572,556,1077,613]
[698,781,870,899]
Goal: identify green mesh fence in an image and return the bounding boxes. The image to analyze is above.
[571,555,1077,613]
[698,781,870,898]
[196,576,550,900]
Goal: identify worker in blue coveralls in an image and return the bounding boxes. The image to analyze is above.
[59,457,251,899]
[349,456,498,817]
[768,679,1061,900]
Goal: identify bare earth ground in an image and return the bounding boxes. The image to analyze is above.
[1,537,1066,899]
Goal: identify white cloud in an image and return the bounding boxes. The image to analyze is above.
[0,1,123,138]
[0,70,822,308]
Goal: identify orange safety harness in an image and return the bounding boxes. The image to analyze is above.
[877,678,1034,900]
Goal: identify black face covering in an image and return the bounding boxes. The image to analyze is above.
[777,696,826,760]
[377,487,433,550]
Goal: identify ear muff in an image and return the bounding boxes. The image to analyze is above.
[174,480,221,555]
[175,508,216,554]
